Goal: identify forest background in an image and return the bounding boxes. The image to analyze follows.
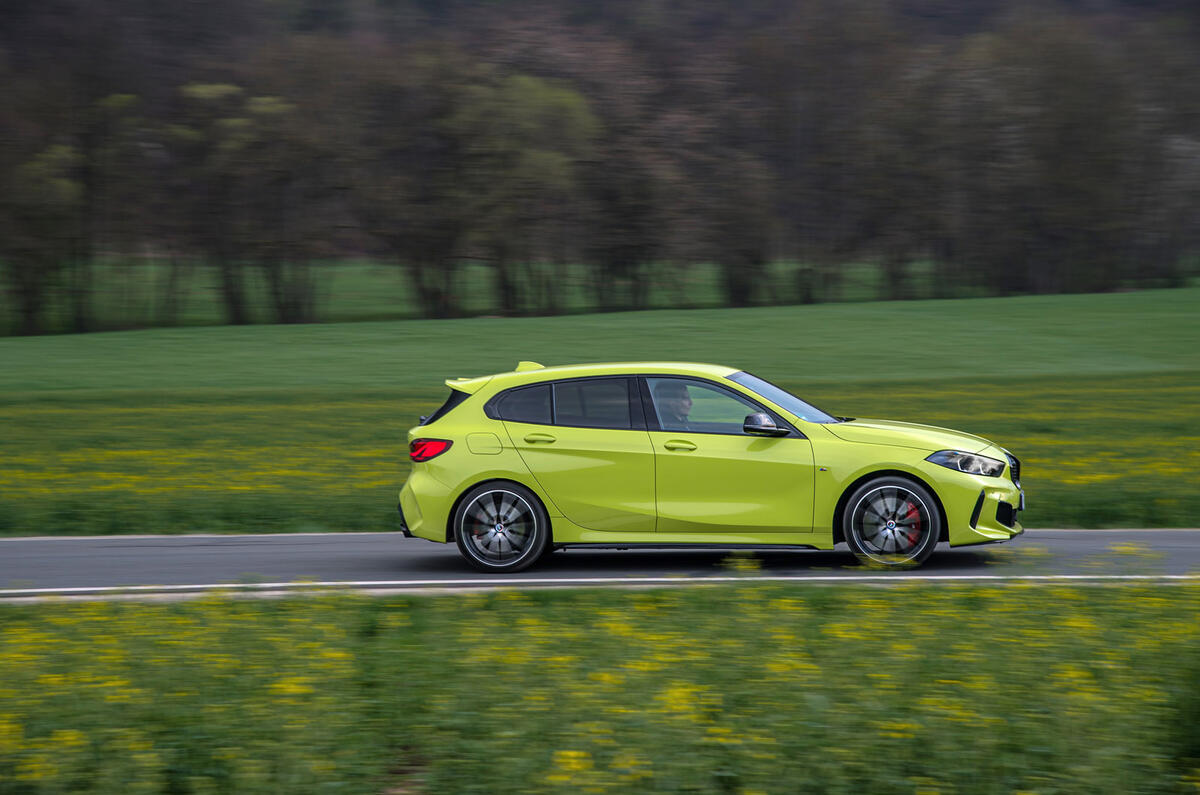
[2,0,1198,335]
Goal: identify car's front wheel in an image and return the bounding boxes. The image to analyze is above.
[453,482,549,573]
[843,476,940,567]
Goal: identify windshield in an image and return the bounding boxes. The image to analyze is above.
[727,371,841,424]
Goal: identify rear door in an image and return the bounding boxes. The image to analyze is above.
[643,377,815,533]
[498,377,656,532]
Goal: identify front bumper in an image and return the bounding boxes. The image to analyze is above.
[934,447,1024,547]
[953,485,1024,546]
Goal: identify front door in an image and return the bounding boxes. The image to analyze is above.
[644,377,815,533]
[501,377,655,532]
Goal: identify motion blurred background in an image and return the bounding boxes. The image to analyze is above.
[4,5,1200,792]
[1,0,1199,538]
[1,0,1198,333]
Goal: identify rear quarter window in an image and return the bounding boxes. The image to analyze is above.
[496,385,552,424]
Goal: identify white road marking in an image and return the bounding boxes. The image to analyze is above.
[2,532,397,541]
[2,572,1199,599]
[3,528,1197,543]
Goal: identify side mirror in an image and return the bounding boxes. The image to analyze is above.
[744,412,789,437]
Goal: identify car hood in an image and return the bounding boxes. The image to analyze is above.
[823,418,993,453]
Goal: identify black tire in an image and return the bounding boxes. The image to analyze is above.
[843,476,940,568]
[453,482,550,573]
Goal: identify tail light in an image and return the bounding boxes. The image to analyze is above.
[410,438,452,462]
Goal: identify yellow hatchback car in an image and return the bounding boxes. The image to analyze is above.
[398,362,1024,572]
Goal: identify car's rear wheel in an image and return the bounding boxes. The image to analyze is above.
[844,476,940,567]
[453,482,549,572]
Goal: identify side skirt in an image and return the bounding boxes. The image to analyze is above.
[558,543,820,551]
[546,518,836,550]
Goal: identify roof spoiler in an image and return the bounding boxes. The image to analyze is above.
[444,375,492,395]
[443,362,541,395]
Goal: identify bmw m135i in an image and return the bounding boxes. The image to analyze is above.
[397,362,1023,571]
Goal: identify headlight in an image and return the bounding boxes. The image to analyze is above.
[926,450,1006,477]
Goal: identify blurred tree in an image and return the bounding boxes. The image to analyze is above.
[342,41,479,318]
[236,36,357,323]
[742,0,906,301]
[0,145,81,335]
[1,0,1198,333]
[451,74,599,315]
[944,16,1148,294]
[164,83,256,324]
[472,11,669,311]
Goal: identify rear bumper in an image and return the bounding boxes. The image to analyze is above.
[396,502,413,538]
[399,471,456,542]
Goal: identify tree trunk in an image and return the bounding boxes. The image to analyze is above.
[261,258,317,324]
[881,249,910,301]
[10,258,48,335]
[294,262,317,323]
[216,257,249,325]
[629,264,649,310]
[405,258,458,319]
[542,261,563,316]
[68,254,93,333]
[159,253,185,326]
[261,257,287,323]
[494,252,518,316]
[72,128,97,334]
[721,253,764,307]
[796,265,817,304]
[435,258,458,318]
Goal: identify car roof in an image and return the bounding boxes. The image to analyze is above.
[445,362,739,394]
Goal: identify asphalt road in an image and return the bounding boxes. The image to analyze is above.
[0,529,1197,597]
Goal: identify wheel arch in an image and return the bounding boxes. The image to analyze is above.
[831,469,949,546]
[444,477,554,543]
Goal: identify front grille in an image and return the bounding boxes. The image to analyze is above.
[1005,452,1021,486]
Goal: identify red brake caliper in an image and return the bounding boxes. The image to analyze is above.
[901,502,922,546]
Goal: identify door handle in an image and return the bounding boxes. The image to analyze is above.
[523,433,557,444]
[663,439,697,451]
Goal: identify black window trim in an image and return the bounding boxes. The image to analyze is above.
[638,374,805,438]
[484,375,646,431]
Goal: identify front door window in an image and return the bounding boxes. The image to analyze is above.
[646,378,761,434]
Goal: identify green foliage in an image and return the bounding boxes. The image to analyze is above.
[13,146,82,209]
[179,83,244,102]
[1,583,1198,791]
[4,0,1199,332]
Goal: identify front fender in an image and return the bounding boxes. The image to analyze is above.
[811,433,1021,546]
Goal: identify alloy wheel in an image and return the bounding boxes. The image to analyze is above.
[849,484,934,565]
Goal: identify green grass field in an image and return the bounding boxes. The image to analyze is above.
[3,289,1200,793]
[2,583,1199,792]
[1,288,1198,534]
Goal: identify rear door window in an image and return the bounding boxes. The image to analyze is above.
[553,378,632,429]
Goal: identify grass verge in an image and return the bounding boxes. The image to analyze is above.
[1,289,1197,534]
[1,582,1198,792]
[0,370,1196,535]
